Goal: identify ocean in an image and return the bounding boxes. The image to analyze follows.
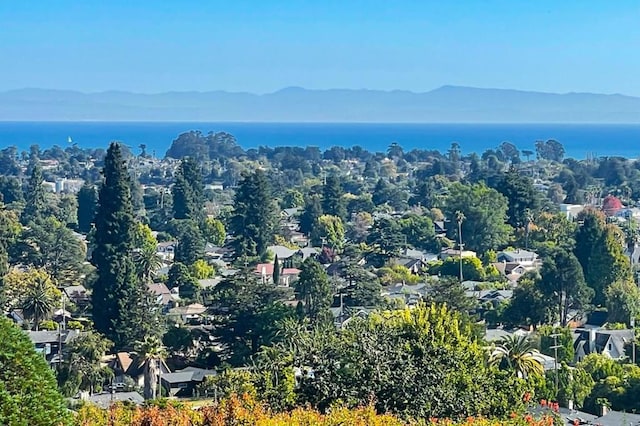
[1,122,640,160]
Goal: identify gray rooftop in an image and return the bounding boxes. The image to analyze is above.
[87,391,144,408]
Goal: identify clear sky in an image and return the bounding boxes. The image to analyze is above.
[2,1,640,95]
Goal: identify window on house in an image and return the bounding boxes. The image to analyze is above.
[608,343,612,351]
[178,383,188,389]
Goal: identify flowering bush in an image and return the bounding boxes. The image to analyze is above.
[73,394,561,426]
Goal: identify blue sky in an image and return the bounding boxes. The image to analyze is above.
[1,1,640,95]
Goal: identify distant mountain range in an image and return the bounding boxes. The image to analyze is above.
[2,85,640,122]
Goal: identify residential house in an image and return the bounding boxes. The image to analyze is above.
[434,220,447,237]
[266,245,298,261]
[147,283,177,312]
[559,203,584,220]
[156,241,176,261]
[492,262,528,282]
[63,285,90,311]
[161,367,217,397]
[439,248,477,260]
[27,329,81,366]
[108,352,171,389]
[168,303,208,324]
[497,249,539,266]
[296,247,320,261]
[573,328,635,363]
[255,263,301,286]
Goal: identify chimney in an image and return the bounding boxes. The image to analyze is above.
[600,403,608,417]
[589,329,597,354]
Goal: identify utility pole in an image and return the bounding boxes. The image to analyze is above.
[455,211,465,283]
[550,333,562,399]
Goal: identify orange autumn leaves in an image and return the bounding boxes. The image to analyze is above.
[74,394,558,426]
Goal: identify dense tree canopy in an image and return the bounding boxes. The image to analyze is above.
[0,318,70,425]
[444,182,513,252]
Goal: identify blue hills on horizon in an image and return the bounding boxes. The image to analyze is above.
[1,85,640,123]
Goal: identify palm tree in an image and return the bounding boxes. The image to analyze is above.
[22,276,55,330]
[134,246,163,284]
[135,336,166,399]
[488,334,544,379]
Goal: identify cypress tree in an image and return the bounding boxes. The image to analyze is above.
[76,183,97,233]
[172,157,205,222]
[21,163,47,225]
[322,174,347,220]
[229,170,276,260]
[300,195,322,236]
[273,254,281,285]
[91,142,150,349]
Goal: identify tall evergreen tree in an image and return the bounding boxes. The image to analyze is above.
[21,163,47,225]
[91,143,156,349]
[537,247,593,327]
[229,170,276,260]
[574,209,632,306]
[300,194,322,236]
[322,175,347,219]
[174,219,205,265]
[295,258,333,324]
[493,167,540,228]
[172,157,205,222]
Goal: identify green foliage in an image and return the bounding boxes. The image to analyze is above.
[295,258,333,323]
[435,256,486,281]
[574,209,632,306]
[310,214,345,249]
[198,369,257,400]
[132,223,162,283]
[282,188,304,209]
[229,170,276,260]
[489,334,544,379]
[536,247,593,326]
[606,279,640,325]
[493,168,540,229]
[299,194,322,236]
[59,330,113,396]
[172,157,205,222]
[445,182,513,253]
[503,276,548,326]
[322,174,347,220]
[21,273,56,330]
[76,183,97,233]
[538,326,575,364]
[191,259,215,279]
[162,326,194,354]
[209,272,295,365]
[21,164,47,225]
[38,319,58,331]
[266,303,529,420]
[377,264,421,285]
[0,317,71,425]
[173,219,205,265]
[91,142,158,349]
[398,213,438,251]
[202,217,226,246]
[366,217,406,264]
[425,277,476,313]
[13,216,87,285]
[535,139,565,162]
